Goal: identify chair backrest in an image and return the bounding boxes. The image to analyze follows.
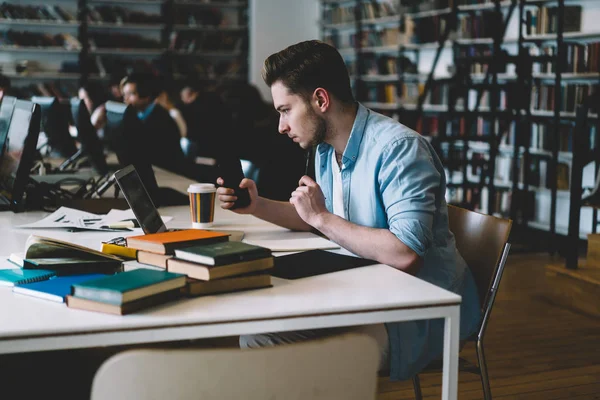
[447,205,512,311]
[91,333,380,400]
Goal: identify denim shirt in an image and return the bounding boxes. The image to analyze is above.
[315,103,481,380]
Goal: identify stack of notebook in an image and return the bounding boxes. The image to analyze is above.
[66,268,186,315]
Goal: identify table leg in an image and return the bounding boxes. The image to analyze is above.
[441,305,460,400]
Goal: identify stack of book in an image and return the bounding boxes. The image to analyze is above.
[66,269,186,315]
[167,241,273,296]
[128,229,273,296]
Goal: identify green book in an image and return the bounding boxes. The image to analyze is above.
[72,268,186,305]
[0,268,56,287]
[173,241,272,266]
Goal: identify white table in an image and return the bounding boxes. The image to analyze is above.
[0,187,461,399]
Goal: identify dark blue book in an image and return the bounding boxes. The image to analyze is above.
[13,274,109,303]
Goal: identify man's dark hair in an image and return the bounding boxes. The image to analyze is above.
[121,72,159,99]
[0,74,11,90]
[262,40,355,104]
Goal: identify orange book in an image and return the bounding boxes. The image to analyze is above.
[126,229,230,255]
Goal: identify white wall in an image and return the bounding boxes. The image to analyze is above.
[249,0,320,103]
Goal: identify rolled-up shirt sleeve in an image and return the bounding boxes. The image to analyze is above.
[378,136,441,257]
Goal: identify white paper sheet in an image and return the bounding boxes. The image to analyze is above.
[243,231,340,252]
[15,207,172,232]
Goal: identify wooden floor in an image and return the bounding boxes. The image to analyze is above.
[377,253,600,400]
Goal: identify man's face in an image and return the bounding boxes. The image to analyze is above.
[271,81,326,150]
[122,83,150,111]
[180,87,197,105]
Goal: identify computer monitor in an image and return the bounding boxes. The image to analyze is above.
[104,100,128,148]
[0,100,41,211]
[31,96,78,159]
[0,96,17,153]
[70,99,109,175]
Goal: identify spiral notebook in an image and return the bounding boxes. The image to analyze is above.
[0,268,56,287]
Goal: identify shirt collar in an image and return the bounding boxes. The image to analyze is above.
[317,102,369,169]
[137,102,156,120]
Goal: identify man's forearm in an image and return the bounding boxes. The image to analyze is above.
[253,197,313,231]
[313,213,422,274]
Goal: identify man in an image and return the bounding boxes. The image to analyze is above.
[217,40,481,380]
[121,72,186,175]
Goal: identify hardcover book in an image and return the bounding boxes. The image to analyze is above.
[66,289,181,315]
[184,273,272,297]
[126,229,230,255]
[8,235,124,275]
[136,251,173,269]
[71,268,187,305]
[13,257,123,276]
[167,256,274,281]
[173,241,271,266]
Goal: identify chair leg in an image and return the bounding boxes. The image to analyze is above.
[412,374,423,400]
[476,340,492,400]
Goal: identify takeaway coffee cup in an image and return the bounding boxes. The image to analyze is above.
[188,183,216,228]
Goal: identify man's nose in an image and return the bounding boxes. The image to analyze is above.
[278,118,289,134]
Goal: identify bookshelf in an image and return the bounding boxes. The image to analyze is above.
[320,0,600,243]
[0,0,249,98]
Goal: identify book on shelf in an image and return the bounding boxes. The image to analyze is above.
[0,269,56,287]
[125,229,230,255]
[66,289,181,315]
[173,241,271,266]
[13,274,108,303]
[137,251,172,269]
[183,272,272,297]
[71,268,187,305]
[167,256,274,281]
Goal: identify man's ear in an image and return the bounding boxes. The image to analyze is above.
[313,88,330,111]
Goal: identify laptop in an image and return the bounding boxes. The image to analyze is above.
[113,164,171,234]
[113,165,244,240]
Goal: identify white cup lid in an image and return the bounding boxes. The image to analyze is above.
[188,183,216,193]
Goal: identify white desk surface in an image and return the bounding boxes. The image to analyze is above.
[0,204,460,343]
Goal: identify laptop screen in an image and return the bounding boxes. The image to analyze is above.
[113,165,167,234]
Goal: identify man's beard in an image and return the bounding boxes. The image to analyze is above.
[305,108,327,149]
